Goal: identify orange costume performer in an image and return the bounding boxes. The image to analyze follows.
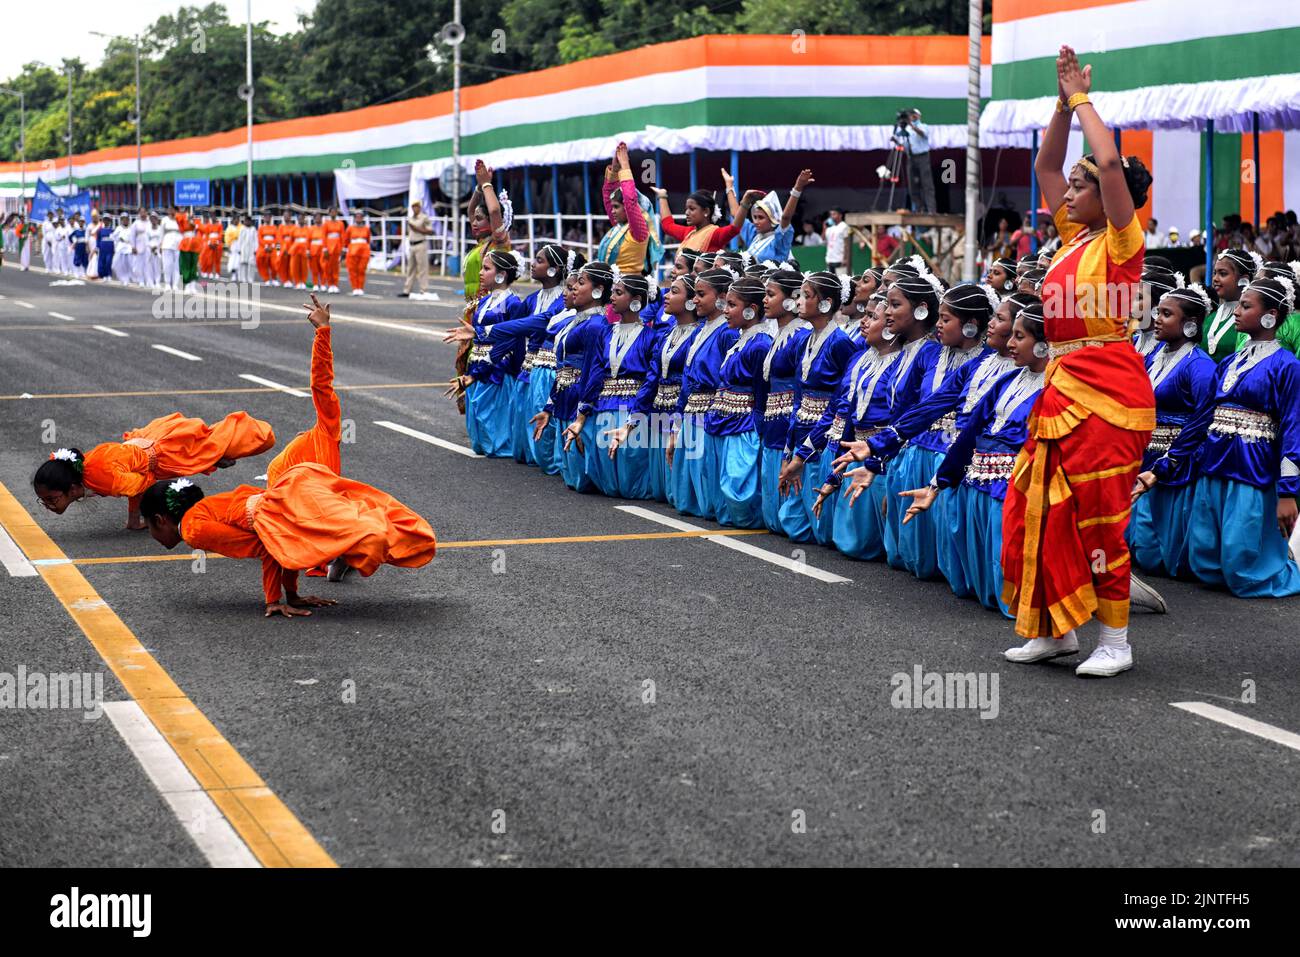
[345,221,371,292]
[179,463,437,606]
[81,412,275,512]
[256,222,277,282]
[1000,206,1153,637]
[307,223,326,288]
[201,220,223,276]
[289,223,310,287]
[276,221,295,284]
[321,215,346,288]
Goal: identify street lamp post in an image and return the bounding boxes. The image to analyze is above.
[0,88,23,203]
[91,31,143,207]
[65,66,73,194]
[245,0,254,216]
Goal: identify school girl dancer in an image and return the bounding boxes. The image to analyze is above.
[581,272,662,499]
[444,249,527,457]
[776,272,859,544]
[530,273,582,475]
[721,167,812,263]
[757,267,810,533]
[670,268,739,518]
[1134,275,1300,597]
[704,275,774,527]
[35,413,275,531]
[1127,283,1217,579]
[648,273,703,504]
[654,184,761,253]
[894,298,1049,613]
[1203,248,1261,362]
[1132,261,1180,358]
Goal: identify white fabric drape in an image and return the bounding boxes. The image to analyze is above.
[333,163,412,206]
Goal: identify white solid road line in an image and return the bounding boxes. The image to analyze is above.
[238,373,309,398]
[48,311,76,321]
[102,701,261,868]
[93,324,130,337]
[0,523,37,577]
[151,343,203,361]
[373,420,482,458]
[12,299,34,309]
[1171,702,1300,753]
[616,505,852,583]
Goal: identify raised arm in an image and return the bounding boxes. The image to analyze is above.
[1058,46,1134,229]
[782,170,813,229]
[1034,48,1074,216]
[720,168,741,218]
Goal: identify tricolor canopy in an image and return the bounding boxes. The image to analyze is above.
[981,0,1300,146]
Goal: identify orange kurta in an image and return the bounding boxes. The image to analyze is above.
[307,225,326,286]
[289,225,310,285]
[322,218,345,286]
[276,223,295,283]
[266,326,342,484]
[176,213,196,254]
[181,464,437,604]
[81,412,275,508]
[1001,207,1154,638]
[344,224,371,291]
[256,224,277,281]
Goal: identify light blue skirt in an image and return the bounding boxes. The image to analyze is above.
[589,409,652,500]
[677,415,717,519]
[715,430,763,529]
[831,463,888,560]
[1187,475,1300,598]
[885,444,944,578]
[558,416,596,493]
[526,369,561,475]
[948,483,1012,617]
[648,443,670,503]
[510,376,534,465]
[778,451,834,545]
[1129,482,1195,579]
[465,378,515,459]
[760,446,787,535]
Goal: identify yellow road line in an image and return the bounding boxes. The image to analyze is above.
[0,479,335,868]
[63,527,769,565]
[1,382,445,401]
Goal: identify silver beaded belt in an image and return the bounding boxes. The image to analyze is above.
[794,394,831,425]
[244,492,264,529]
[599,376,641,400]
[1147,422,1183,455]
[682,389,716,415]
[855,426,885,444]
[1049,339,1108,360]
[521,350,537,373]
[532,348,557,370]
[555,366,580,392]
[763,390,795,420]
[468,342,492,365]
[826,415,846,443]
[709,389,754,416]
[652,383,681,411]
[926,410,959,439]
[966,451,1017,483]
[1209,405,1277,443]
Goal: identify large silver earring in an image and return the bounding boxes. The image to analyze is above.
[1262,313,1277,329]
[818,300,832,314]
[914,304,929,321]
[783,298,796,312]
[1033,340,1050,359]
[494,274,505,284]
[630,299,642,311]
[962,321,979,339]
[881,327,897,341]
[593,288,603,299]
[1182,321,1199,339]
[547,267,557,277]
[685,300,696,311]
[743,307,756,321]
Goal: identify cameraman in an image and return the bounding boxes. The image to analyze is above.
[896,108,936,213]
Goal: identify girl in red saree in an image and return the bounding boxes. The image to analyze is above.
[1000,46,1155,678]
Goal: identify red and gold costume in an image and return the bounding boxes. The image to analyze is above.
[180,463,437,605]
[81,412,275,511]
[1001,207,1154,637]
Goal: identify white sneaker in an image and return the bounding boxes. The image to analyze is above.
[329,285,339,293]
[1129,573,1167,614]
[352,289,363,296]
[1075,643,1133,677]
[1004,632,1080,663]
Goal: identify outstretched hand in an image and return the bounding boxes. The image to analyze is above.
[832,440,870,475]
[794,169,814,191]
[899,486,938,525]
[304,293,330,328]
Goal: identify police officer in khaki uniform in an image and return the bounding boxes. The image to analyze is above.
[400,201,434,299]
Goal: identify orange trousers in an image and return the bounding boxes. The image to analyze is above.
[321,248,341,286]
[1001,413,1149,638]
[308,246,323,286]
[289,250,307,286]
[256,250,272,282]
[277,247,293,283]
[346,250,369,291]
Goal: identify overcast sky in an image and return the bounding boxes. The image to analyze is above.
[2,1,316,80]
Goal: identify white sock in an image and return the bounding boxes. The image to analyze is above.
[1098,624,1129,649]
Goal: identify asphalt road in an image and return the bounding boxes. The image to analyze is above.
[1,252,1297,868]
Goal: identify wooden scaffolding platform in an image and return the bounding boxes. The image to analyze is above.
[844,211,966,281]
